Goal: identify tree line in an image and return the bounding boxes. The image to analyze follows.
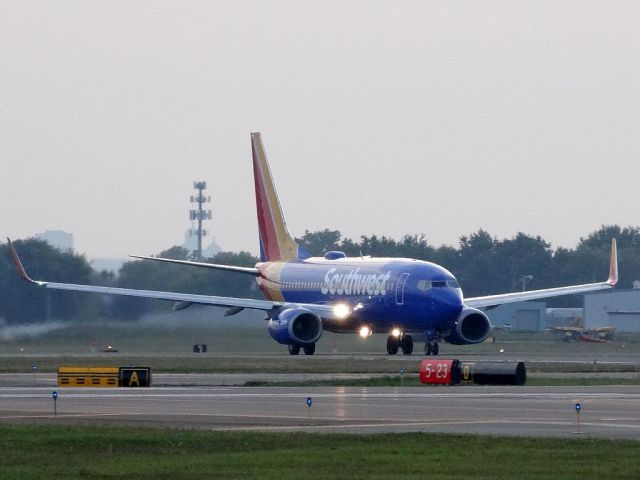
[1,225,638,324]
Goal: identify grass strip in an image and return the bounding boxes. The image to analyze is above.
[3,354,640,374]
[525,376,640,386]
[243,376,640,388]
[1,425,639,479]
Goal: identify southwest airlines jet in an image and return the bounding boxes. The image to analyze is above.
[7,133,618,355]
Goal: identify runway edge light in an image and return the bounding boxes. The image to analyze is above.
[574,402,584,435]
[52,391,58,417]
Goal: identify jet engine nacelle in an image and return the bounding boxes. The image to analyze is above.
[444,307,492,345]
[267,308,323,345]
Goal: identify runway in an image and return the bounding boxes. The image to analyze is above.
[2,382,640,439]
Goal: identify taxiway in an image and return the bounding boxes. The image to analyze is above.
[1,381,639,439]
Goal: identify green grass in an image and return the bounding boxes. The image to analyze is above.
[3,322,640,357]
[1,425,639,479]
[2,324,640,375]
[526,376,640,386]
[6,353,640,376]
[243,375,423,387]
[0,353,423,374]
[244,375,640,388]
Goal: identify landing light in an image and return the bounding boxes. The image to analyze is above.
[333,303,351,319]
[358,325,372,338]
[391,328,401,338]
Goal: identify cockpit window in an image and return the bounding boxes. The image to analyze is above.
[417,279,460,290]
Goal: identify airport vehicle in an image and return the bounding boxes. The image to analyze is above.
[7,133,619,355]
[550,326,616,343]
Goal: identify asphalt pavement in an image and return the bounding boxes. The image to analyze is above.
[1,379,639,439]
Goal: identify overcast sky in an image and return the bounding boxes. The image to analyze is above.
[2,1,639,259]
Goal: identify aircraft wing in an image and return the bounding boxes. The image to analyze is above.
[465,239,618,309]
[6,238,339,320]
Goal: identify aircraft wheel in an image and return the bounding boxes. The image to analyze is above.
[386,336,399,355]
[400,335,413,355]
[303,343,316,355]
[424,342,439,356]
[288,344,300,355]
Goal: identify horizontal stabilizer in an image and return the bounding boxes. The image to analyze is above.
[130,255,260,276]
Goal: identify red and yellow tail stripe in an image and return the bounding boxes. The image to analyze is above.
[251,132,308,262]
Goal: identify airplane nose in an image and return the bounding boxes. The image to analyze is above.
[430,288,463,319]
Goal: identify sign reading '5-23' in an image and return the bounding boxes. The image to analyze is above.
[419,359,461,385]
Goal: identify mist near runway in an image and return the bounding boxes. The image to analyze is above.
[0,306,264,339]
[0,319,68,341]
[0,306,379,355]
[138,305,265,329]
[2,312,640,359]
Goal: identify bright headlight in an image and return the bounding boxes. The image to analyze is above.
[332,303,351,319]
[358,325,372,338]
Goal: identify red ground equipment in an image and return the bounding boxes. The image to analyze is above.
[419,359,461,385]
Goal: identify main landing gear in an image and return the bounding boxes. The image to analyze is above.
[386,334,413,355]
[424,341,439,356]
[288,343,316,355]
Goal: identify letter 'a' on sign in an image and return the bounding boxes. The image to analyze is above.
[118,367,151,387]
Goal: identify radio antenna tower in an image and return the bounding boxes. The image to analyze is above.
[189,181,212,260]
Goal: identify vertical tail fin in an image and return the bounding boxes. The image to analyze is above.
[251,132,310,262]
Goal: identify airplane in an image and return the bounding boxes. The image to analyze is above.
[7,132,619,356]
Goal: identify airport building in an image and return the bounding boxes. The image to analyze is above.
[485,301,547,332]
[486,287,640,333]
[584,288,640,333]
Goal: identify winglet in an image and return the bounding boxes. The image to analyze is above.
[6,238,38,284]
[607,238,618,286]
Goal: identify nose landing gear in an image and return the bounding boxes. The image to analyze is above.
[424,342,439,356]
[288,343,316,355]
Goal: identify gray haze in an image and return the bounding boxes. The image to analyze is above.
[2,1,639,259]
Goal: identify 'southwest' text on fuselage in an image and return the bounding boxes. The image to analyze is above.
[321,267,392,296]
